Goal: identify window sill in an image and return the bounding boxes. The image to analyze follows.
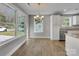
[0,35,26,47]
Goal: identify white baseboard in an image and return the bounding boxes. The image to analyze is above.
[30,36,50,39]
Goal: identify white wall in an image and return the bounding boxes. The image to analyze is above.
[29,15,64,39]
[29,15,50,38]
[25,15,29,39]
[14,4,29,39]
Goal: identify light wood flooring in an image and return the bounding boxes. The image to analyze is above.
[12,38,65,56]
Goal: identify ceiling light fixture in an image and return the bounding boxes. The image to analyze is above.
[32,3,44,20]
[27,3,44,20]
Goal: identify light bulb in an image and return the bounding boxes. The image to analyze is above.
[41,16,44,18]
[34,16,36,19]
[36,15,39,17]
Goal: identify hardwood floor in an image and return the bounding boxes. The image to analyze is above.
[12,38,65,56]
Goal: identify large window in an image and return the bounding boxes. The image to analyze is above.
[0,4,16,37]
[0,4,26,39]
[63,16,77,27]
[34,16,43,33]
[17,16,25,36]
[63,16,70,27]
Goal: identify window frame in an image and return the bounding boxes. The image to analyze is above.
[34,17,44,33]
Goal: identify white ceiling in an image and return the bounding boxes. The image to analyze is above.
[13,3,79,15]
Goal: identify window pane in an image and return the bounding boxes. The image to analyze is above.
[72,16,76,25]
[0,4,16,37]
[34,18,43,33]
[63,16,69,27]
[16,16,25,36]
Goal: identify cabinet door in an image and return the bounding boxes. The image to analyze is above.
[65,35,79,56]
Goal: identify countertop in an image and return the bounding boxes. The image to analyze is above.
[65,32,79,39]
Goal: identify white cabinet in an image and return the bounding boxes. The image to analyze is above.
[65,34,79,56]
[50,15,64,40]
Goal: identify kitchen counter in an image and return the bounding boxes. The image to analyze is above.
[65,31,79,56]
[66,30,79,39]
[60,26,79,30]
[59,26,79,40]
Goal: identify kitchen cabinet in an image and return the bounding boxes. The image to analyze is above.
[65,33,79,56]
